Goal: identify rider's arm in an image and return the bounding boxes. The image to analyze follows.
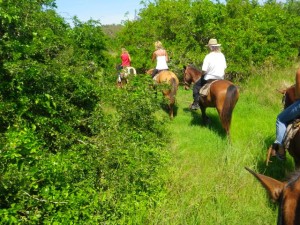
[296,68,300,100]
[151,52,156,62]
[165,50,169,62]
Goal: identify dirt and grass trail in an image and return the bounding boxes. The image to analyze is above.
[148,77,295,224]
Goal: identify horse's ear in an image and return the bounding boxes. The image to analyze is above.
[245,167,284,201]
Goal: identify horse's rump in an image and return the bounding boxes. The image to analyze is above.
[156,71,179,88]
[121,66,136,77]
[147,69,179,118]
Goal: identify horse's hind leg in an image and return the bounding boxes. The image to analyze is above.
[169,103,174,119]
[200,105,210,124]
[165,92,174,119]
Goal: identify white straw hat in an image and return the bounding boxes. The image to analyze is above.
[206,38,221,47]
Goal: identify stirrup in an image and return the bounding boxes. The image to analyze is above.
[190,103,200,110]
[266,144,286,166]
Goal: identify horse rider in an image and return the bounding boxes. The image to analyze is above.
[190,38,227,110]
[151,41,169,79]
[268,68,300,160]
[117,48,131,82]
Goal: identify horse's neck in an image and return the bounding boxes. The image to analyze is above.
[192,70,201,82]
[285,86,296,108]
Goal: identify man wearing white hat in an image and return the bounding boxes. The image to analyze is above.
[191,38,227,110]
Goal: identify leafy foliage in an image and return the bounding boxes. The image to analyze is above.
[0,0,169,224]
[2,0,300,223]
[115,0,300,80]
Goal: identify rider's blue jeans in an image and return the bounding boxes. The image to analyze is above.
[275,99,300,146]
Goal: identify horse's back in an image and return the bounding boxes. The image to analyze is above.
[158,70,179,85]
[209,79,238,99]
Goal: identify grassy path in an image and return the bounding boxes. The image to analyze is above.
[148,71,296,224]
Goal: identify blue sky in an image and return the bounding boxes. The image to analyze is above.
[54,0,143,25]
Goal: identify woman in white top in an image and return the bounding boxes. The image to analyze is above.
[191,38,227,110]
[151,41,169,78]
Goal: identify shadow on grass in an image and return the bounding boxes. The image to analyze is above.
[182,107,226,139]
[249,138,296,217]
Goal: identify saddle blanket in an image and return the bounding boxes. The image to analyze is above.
[283,118,300,149]
[199,80,217,97]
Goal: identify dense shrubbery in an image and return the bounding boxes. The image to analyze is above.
[0,0,170,223]
[1,0,300,223]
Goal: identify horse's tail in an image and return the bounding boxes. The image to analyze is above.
[169,77,178,105]
[221,85,239,136]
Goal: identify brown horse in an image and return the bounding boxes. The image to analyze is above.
[146,69,179,119]
[183,64,239,137]
[245,167,300,225]
[276,85,300,168]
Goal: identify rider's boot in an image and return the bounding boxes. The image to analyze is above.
[190,95,200,110]
[267,143,286,161]
[276,144,286,160]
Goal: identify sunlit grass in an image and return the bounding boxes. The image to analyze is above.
[147,68,295,224]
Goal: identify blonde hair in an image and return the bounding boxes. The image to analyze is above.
[121,48,128,53]
[154,41,163,50]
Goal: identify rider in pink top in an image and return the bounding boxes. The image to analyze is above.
[121,48,131,67]
[117,48,131,83]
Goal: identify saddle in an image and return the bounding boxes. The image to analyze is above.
[199,80,218,97]
[283,118,300,150]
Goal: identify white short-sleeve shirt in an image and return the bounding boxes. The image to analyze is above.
[201,52,227,80]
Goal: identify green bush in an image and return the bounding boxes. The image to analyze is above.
[0,1,170,223]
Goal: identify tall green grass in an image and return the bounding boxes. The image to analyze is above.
[147,67,297,225]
